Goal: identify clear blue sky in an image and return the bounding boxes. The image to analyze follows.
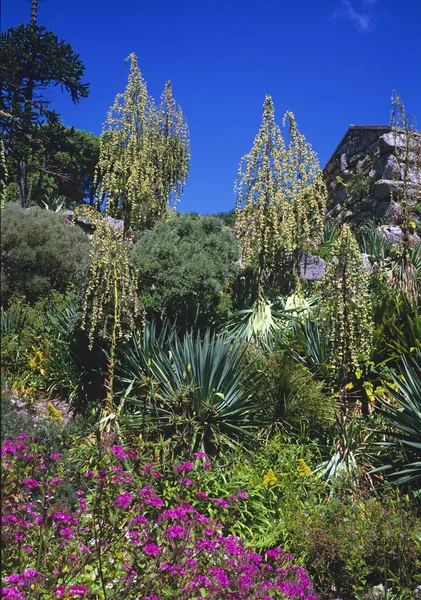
[2,0,420,214]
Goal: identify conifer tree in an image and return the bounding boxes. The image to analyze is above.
[235,96,326,291]
[97,55,189,232]
[0,0,89,207]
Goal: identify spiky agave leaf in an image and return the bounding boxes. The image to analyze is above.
[224,291,317,346]
[120,328,267,453]
[374,352,421,486]
[224,292,284,344]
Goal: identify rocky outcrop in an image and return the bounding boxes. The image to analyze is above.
[324,126,421,226]
[299,250,372,280]
[64,210,126,239]
[299,252,326,280]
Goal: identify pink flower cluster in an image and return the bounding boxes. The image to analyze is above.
[1,435,317,600]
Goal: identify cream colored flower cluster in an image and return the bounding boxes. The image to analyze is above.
[234,95,326,284]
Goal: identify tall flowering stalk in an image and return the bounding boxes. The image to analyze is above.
[235,96,326,291]
[0,136,7,208]
[79,206,138,414]
[96,54,190,232]
[389,91,421,299]
[321,225,373,383]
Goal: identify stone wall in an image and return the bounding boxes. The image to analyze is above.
[323,125,421,225]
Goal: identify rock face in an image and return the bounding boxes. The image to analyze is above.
[299,252,326,280]
[64,210,126,239]
[324,126,421,226]
[299,251,372,280]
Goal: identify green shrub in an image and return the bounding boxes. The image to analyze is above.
[1,293,105,409]
[1,203,90,305]
[287,490,421,598]
[130,212,239,327]
[250,349,336,433]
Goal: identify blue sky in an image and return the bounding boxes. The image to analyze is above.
[2,0,420,214]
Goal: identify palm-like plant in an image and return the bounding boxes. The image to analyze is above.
[318,219,339,258]
[315,415,378,486]
[357,224,392,259]
[288,317,333,383]
[224,292,285,344]
[224,292,317,346]
[117,327,266,454]
[373,294,421,365]
[375,352,421,487]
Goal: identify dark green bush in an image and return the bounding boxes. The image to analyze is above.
[130,213,239,327]
[1,203,90,305]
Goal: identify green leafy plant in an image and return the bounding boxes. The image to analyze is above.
[0,204,90,305]
[250,349,336,433]
[357,224,392,260]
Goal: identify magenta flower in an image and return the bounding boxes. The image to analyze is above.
[178,477,194,486]
[143,543,161,556]
[165,524,186,539]
[111,445,127,459]
[132,515,148,525]
[174,461,193,473]
[211,498,229,508]
[4,575,22,585]
[209,567,231,587]
[22,569,43,579]
[1,441,17,455]
[68,584,89,596]
[145,496,164,507]
[1,586,25,598]
[49,453,63,460]
[114,492,133,509]
[162,507,186,519]
[59,527,74,538]
[22,479,38,488]
[50,478,63,486]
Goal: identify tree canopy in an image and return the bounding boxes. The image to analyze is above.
[0,23,89,206]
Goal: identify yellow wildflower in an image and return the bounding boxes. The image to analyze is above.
[29,349,45,375]
[48,402,63,423]
[296,459,311,477]
[263,469,277,487]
